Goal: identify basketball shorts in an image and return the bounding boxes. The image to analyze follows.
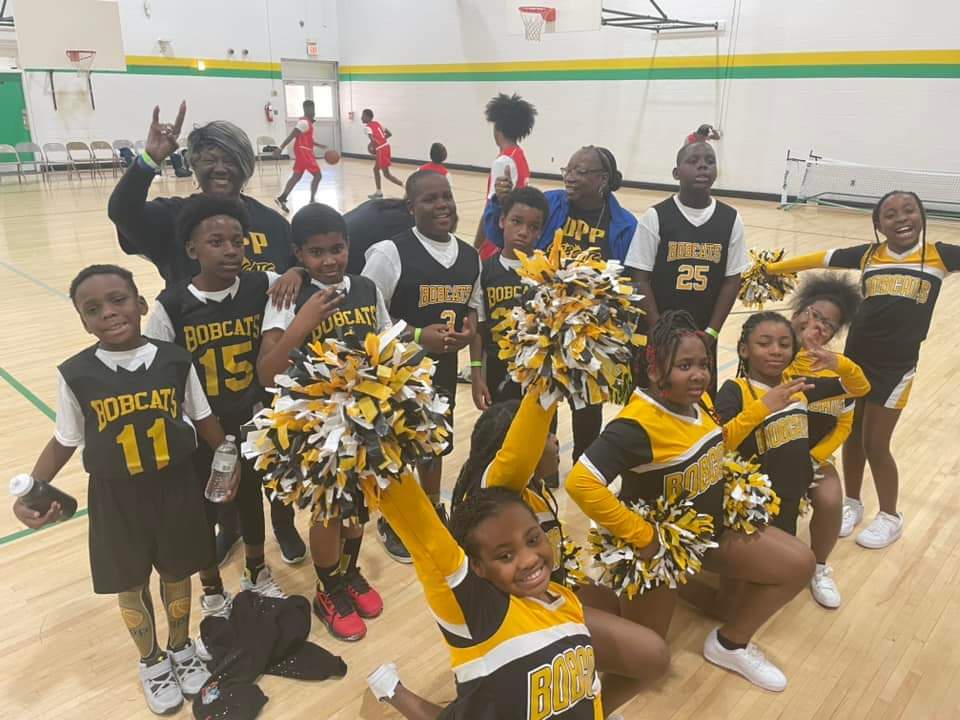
[293,147,321,175]
[88,460,212,594]
[862,361,916,410]
[375,144,392,170]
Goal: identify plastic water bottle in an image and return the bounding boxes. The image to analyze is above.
[204,435,239,503]
[9,474,78,519]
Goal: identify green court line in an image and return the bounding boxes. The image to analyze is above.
[0,508,89,547]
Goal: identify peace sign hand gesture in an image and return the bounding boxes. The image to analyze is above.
[144,101,187,165]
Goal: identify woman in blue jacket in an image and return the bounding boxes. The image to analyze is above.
[481,146,641,469]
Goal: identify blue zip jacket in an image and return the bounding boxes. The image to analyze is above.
[482,188,638,262]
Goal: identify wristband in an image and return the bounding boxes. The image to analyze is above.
[469,360,483,368]
[705,327,719,340]
[139,150,160,170]
[414,327,422,344]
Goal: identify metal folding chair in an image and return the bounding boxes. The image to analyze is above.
[42,142,79,181]
[0,144,22,183]
[15,142,46,182]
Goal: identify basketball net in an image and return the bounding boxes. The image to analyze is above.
[519,6,556,42]
[65,49,97,78]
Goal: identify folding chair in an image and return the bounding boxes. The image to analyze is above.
[42,142,78,181]
[256,135,280,177]
[0,144,22,183]
[67,141,103,180]
[90,140,120,177]
[15,142,46,182]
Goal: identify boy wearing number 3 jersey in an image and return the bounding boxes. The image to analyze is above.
[147,195,287,621]
[627,142,749,397]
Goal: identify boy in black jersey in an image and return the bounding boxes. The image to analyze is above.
[363,171,483,563]
[259,203,390,642]
[627,142,750,396]
[469,186,548,410]
[13,265,235,714]
[147,195,289,619]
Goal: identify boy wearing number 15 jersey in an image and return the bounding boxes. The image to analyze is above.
[147,195,287,616]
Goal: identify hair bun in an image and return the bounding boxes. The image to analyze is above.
[609,170,623,192]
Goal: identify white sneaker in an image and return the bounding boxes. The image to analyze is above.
[810,564,842,608]
[138,655,184,715]
[367,662,400,701]
[703,627,787,692]
[856,511,904,549]
[839,497,864,538]
[200,591,233,620]
[240,565,286,598]
[169,640,210,697]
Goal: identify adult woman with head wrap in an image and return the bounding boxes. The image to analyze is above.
[108,103,307,562]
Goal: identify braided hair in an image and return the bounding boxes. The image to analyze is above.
[869,190,927,303]
[735,311,799,379]
[644,310,711,392]
[449,486,536,559]
[451,400,521,509]
[790,272,861,330]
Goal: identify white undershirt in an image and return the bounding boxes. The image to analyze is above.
[625,195,749,275]
[261,276,392,333]
[55,342,211,447]
[362,228,484,316]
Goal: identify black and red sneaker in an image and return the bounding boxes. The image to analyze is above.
[314,586,366,642]
[345,569,384,619]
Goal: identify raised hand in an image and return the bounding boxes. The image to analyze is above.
[144,101,187,164]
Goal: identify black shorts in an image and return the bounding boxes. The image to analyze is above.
[859,359,916,410]
[88,460,212,594]
[431,353,458,458]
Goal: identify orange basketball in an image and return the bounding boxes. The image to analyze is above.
[324,149,341,165]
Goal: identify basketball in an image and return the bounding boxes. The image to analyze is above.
[368,141,377,155]
[324,148,341,165]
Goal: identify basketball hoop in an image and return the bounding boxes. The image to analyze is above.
[65,49,96,77]
[518,6,557,41]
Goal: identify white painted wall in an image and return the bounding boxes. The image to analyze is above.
[336,0,960,195]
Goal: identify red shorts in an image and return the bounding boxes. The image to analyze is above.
[293,147,321,175]
[375,144,392,170]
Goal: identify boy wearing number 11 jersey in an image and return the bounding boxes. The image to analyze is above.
[147,195,287,620]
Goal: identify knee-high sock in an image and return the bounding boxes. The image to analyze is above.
[118,584,160,662]
[159,576,192,652]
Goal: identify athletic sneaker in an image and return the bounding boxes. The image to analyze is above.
[314,586,367,641]
[345,569,384,619]
[810,564,842,608]
[368,191,384,199]
[703,627,787,692]
[200,591,233,620]
[367,662,400,701]
[377,516,412,564]
[274,197,289,214]
[274,523,307,564]
[839,497,864,538]
[139,655,184,715]
[215,524,241,567]
[169,640,210,697]
[856,511,904,549]
[240,565,286,598]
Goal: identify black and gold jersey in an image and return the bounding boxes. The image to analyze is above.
[387,228,480,333]
[481,254,525,396]
[376,467,602,719]
[156,272,268,420]
[576,390,726,532]
[649,198,735,331]
[295,274,381,346]
[58,341,199,480]
[769,242,960,367]
[560,204,612,259]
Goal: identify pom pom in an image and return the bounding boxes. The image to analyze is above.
[559,538,587,590]
[738,248,798,309]
[722,453,781,534]
[495,230,644,410]
[242,322,451,522]
[588,495,717,599]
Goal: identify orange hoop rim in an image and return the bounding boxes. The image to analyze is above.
[518,5,557,21]
[65,49,97,62]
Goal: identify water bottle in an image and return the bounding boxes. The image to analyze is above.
[204,435,239,503]
[10,474,78,519]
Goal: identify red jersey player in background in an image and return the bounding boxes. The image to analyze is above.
[418,142,449,176]
[686,123,722,145]
[362,108,404,199]
[475,93,537,261]
[274,99,328,213]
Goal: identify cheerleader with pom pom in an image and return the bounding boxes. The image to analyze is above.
[566,310,815,692]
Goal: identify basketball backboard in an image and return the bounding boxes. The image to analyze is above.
[504,0,602,36]
[14,0,125,71]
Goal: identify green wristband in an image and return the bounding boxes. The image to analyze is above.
[469,360,483,368]
[414,327,422,343]
[139,150,160,170]
[705,327,719,340]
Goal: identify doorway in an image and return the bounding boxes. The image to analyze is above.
[280,60,341,155]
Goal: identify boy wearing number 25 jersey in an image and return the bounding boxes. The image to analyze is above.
[147,195,288,610]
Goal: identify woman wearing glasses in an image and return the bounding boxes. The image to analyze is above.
[481,146,642,474]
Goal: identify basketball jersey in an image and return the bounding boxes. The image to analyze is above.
[388,229,480,333]
[294,275,381,345]
[487,146,531,195]
[649,198,735,331]
[58,341,199,480]
[366,120,388,148]
[481,255,524,391]
[582,390,726,532]
[157,272,269,420]
[294,117,315,155]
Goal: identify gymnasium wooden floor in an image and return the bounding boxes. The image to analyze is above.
[2,158,959,720]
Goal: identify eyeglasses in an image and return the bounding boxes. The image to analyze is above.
[561,166,605,179]
[807,307,839,336]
